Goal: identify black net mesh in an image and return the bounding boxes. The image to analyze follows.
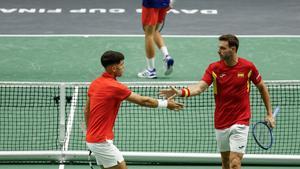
[0,81,299,155]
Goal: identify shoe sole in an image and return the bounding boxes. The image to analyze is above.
[164,59,174,76]
[137,74,157,79]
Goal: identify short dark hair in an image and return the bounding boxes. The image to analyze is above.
[100,50,124,68]
[219,34,239,51]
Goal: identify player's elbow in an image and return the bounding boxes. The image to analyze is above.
[256,81,268,93]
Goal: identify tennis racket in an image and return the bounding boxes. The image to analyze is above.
[252,106,280,150]
[157,19,166,33]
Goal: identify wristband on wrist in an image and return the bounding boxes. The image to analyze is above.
[157,99,168,108]
[181,88,190,97]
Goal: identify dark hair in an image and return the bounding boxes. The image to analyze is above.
[219,34,239,51]
[100,50,124,68]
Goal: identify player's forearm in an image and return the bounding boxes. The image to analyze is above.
[186,81,208,97]
[188,84,204,96]
[127,92,170,108]
[126,93,158,108]
[258,83,272,116]
[137,96,158,108]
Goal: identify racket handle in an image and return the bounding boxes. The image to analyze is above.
[273,106,280,118]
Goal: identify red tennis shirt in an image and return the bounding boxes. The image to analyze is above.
[202,57,262,129]
[86,72,131,143]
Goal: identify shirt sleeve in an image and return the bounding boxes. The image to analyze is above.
[250,63,262,85]
[87,83,93,97]
[201,64,213,86]
[114,83,132,101]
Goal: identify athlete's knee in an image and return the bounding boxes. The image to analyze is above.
[230,156,241,169]
[105,162,126,169]
[118,160,127,169]
[144,26,156,35]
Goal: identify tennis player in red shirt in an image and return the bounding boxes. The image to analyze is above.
[160,34,276,169]
[138,0,174,79]
[85,50,183,169]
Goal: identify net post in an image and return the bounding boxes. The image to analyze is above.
[59,83,66,148]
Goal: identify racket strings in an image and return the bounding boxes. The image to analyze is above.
[254,123,272,147]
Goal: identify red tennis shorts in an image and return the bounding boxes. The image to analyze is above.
[142,6,170,26]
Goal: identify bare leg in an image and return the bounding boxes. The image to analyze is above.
[221,151,230,169]
[144,25,156,59]
[153,24,165,49]
[152,23,174,75]
[137,24,158,78]
[105,161,127,169]
[229,152,243,169]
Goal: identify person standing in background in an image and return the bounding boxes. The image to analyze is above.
[138,0,174,79]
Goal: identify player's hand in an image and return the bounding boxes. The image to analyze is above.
[166,95,184,111]
[265,115,276,128]
[159,86,180,99]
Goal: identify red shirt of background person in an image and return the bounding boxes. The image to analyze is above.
[138,0,175,79]
[202,57,261,129]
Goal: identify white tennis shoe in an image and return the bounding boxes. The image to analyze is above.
[137,68,157,79]
[163,55,174,76]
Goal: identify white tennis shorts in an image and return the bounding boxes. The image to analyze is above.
[86,140,124,168]
[215,124,249,154]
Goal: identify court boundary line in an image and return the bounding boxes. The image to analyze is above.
[0,34,300,38]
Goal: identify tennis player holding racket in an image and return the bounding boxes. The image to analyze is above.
[160,34,275,169]
[85,50,183,169]
[138,0,174,79]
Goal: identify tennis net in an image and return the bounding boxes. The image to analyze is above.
[0,81,299,164]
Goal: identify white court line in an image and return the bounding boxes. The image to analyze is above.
[0,34,300,38]
[59,86,79,169]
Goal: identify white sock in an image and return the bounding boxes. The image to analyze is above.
[146,58,155,70]
[160,46,169,58]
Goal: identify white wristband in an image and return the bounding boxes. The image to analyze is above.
[157,99,168,108]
